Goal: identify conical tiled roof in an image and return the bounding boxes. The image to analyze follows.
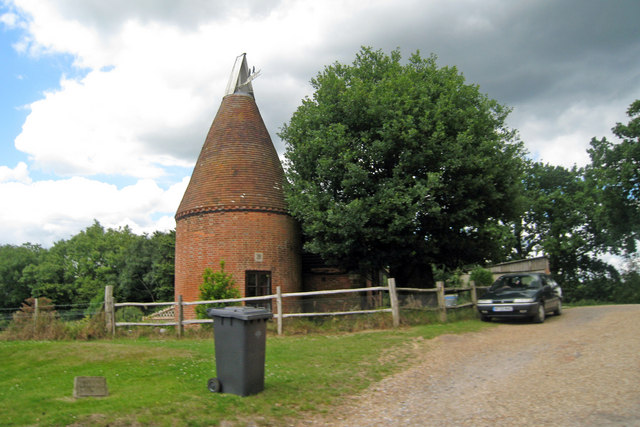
[176,93,287,220]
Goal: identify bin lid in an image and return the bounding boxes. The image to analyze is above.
[207,306,273,321]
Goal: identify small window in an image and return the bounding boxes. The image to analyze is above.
[245,271,272,310]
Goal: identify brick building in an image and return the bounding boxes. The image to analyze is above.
[175,54,302,318]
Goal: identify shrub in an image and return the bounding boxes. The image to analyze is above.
[115,306,144,322]
[0,297,109,341]
[470,267,494,287]
[195,261,241,319]
[2,297,69,340]
[67,312,107,340]
[86,292,105,317]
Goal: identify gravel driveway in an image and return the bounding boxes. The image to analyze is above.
[300,305,640,426]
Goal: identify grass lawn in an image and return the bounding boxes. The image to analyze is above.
[0,318,490,426]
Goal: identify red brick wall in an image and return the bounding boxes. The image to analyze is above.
[175,210,301,319]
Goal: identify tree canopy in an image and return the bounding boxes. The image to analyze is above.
[586,100,640,254]
[280,47,526,286]
[506,100,640,301]
[0,221,175,313]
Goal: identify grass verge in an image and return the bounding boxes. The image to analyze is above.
[0,315,491,426]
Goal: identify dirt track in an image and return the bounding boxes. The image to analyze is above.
[301,305,640,426]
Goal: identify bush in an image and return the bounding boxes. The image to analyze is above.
[0,297,108,341]
[115,306,144,322]
[2,297,68,340]
[86,292,105,317]
[470,267,494,287]
[66,312,107,340]
[195,261,241,319]
[613,271,640,303]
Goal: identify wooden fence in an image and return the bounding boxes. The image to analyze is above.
[104,279,486,337]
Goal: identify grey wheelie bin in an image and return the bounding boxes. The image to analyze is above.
[206,306,273,396]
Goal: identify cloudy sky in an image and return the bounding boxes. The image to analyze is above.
[1,0,639,247]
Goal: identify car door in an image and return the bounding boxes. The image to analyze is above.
[541,275,558,311]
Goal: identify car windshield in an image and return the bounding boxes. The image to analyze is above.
[490,275,542,291]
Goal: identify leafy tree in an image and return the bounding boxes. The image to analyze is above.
[281,47,525,287]
[146,230,175,301]
[20,221,176,307]
[520,164,593,275]
[0,244,42,310]
[615,254,640,303]
[586,99,640,254]
[21,240,73,305]
[511,101,640,301]
[511,162,621,300]
[30,221,136,305]
[117,230,175,302]
[195,261,241,319]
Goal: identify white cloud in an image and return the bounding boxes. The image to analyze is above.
[15,64,204,178]
[0,176,189,246]
[511,99,627,167]
[0,11,19,27]
[0,161,31,183]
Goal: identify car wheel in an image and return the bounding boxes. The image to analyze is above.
[533,303,545,323]
[553,300,562,316]
[207,378,221,393]
[480,315,491,322]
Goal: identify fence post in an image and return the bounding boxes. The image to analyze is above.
[33,297,39,334]
[436,281,447,323]
[470,280,478,307]
[177,295,184,338]
[388,278,400,327]
[104,286,115,337]
[276,286,283,335]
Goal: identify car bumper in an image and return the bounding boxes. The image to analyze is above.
[477,302,539,318]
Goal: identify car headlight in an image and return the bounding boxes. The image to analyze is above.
[477,299,492,304]
[513,298,534,303]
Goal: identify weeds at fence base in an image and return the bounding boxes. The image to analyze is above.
[271,312,391,335]
[400,306,477,325]
[1,298,108,341]
[266,306,479,336]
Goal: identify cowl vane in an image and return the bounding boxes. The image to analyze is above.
[225,53,261,97]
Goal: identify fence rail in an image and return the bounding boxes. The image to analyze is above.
[105,279,486,337]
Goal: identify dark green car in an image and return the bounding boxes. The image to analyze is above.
[476,273,562,323]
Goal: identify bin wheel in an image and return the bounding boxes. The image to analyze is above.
[207,378,222,393]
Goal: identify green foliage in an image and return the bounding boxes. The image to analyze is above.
[118,230,175,302]
[115,306,144,322]
[614,271,640,303]
[195,261,241,319]
[470,267,494,287]
[511,100,640,302]
[281,47,525,287]
[0,221,176,309]
[85,292,105,317]
[0,243,42,310]
[514,161,622,301]
[517,163,600,284]
[586,99,640,254]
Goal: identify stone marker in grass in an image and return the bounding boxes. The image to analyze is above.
[73,376,108,398]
